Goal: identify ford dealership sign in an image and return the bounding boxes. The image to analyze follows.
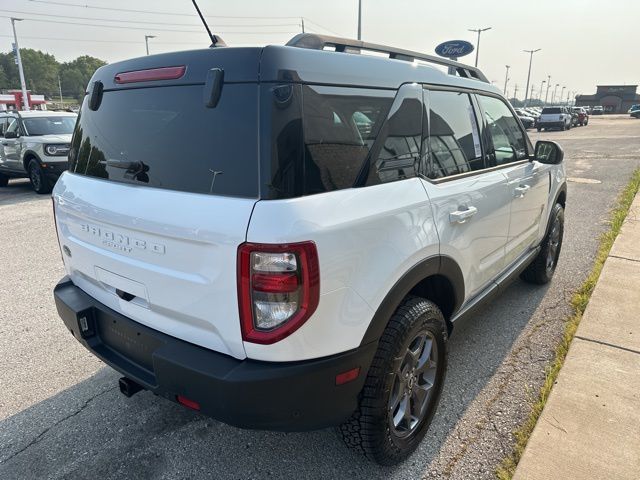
[435,40,474,59]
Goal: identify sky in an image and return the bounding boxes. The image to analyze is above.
[1,0,639,100]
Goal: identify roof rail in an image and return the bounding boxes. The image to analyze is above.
[286,33,489,84]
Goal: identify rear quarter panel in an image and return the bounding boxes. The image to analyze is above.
[245,178,439,361]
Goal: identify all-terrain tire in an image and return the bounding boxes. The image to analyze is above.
[521,203,564,284]
[28,159,51,194]
[338,296,448,465]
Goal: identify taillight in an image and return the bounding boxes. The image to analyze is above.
[237,242,320,344]
[114,66,186,84]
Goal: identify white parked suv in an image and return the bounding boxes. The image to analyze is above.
[52,34,567,465]
[0,110,76,193]
[536,106,573,131]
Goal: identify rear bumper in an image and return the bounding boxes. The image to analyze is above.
[538,121,566,128]
[54,277,376,431]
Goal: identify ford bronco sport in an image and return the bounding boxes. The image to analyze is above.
[0,110,76,193]
[52,34,566,465]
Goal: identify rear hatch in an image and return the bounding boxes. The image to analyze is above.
[53,48,262,359]
[539,107,563,123]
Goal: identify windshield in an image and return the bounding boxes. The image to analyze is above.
[23,116,76,136]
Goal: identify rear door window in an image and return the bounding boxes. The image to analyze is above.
[70,84,259,198]
[427,90,483,179]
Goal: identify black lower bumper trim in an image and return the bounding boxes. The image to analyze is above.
[54,277,377,431]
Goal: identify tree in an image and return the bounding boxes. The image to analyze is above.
[60,55,107,101]
[0,49,106,102]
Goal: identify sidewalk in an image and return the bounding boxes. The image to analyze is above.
[513,195,640,480]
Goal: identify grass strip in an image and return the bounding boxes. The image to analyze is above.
[496,168,640,480]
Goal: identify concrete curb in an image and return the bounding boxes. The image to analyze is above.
[513,193,640,480]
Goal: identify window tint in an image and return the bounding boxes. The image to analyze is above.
[70,84,259,198]
[301,85,393,194]
[427,90,483,179]
[478,95,527,166]
[365,84,422,186]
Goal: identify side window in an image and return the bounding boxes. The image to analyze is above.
[365,84,422,186]
[0,117,6,136]
[6,118,19,135]
[301,85,393,194]
[477,95,527,166]
[427,90,483,179]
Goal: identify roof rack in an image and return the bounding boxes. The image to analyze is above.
[286,33,489,84]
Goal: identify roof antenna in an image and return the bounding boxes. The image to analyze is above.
[191,0,226,47]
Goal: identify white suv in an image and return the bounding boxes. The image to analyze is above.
[52,34,566,465]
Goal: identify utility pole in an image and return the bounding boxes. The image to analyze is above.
[544,75,551,105]
[58,75,63,107]
[357,0,362,40]
[513,84,519,101]
[145,35,155,55]
[468,27,492,67]
[523,48,541,106]
[551,83,559,104]
[503,65,510,95]
[301,17,305,33]
[10,18,30,111]
[539,80,546,101]
[560,85,566,105]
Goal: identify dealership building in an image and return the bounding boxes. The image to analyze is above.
[575,85,640,113]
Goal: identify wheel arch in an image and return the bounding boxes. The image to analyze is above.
[360,255,465,346]
[23,150,42,171]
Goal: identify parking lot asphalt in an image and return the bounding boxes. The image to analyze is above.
[1,115,639,479]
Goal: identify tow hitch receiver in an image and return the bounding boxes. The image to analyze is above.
[119,377,143,397]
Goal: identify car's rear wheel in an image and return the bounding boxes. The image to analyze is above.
[28,159,51,194]
[339,296,447,465]
[521,203,564,285]
[0,173,8,187]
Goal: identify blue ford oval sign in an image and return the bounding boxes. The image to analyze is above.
[435,40,474,59]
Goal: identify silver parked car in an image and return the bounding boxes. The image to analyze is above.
[0,110,77,193]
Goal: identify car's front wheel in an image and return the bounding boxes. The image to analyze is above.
[339,296,447,465]
[521,203,564,284]
[28,159,52,194]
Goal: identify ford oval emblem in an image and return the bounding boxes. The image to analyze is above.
[435,40,474,58]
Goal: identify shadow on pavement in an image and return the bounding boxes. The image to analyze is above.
[0,278,549,480]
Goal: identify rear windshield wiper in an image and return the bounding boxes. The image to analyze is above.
[100,159,143,170]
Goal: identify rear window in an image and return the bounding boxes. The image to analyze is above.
[542,107,561,114]
[69,84,259,198]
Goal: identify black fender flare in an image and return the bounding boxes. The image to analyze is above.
[22,150,43,171]
[542,182,567,240]
[360,255,465,345]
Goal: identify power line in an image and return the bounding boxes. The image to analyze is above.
[303,18,342,36]
[26,0,301,19]
[3,9,300,28]
[0,15,296,33]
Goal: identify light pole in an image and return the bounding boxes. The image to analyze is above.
[513,84,519,101]
[544,75,551,106]
[357,0,362,40]
[523,48,541,106]
[504,65,510,95]
[468,27,492,67]
[145,35,155,55]
[10,18,30,111]
[551,83,559,104]
[560,86,566,105]
[539,80,546,102]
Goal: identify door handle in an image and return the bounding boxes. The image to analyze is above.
[449,206,478,224]
[514,184,531,198]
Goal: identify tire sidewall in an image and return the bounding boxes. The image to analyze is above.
[28,160,49,194]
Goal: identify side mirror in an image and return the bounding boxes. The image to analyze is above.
[4,131,18,139]
[534,140,564,164]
